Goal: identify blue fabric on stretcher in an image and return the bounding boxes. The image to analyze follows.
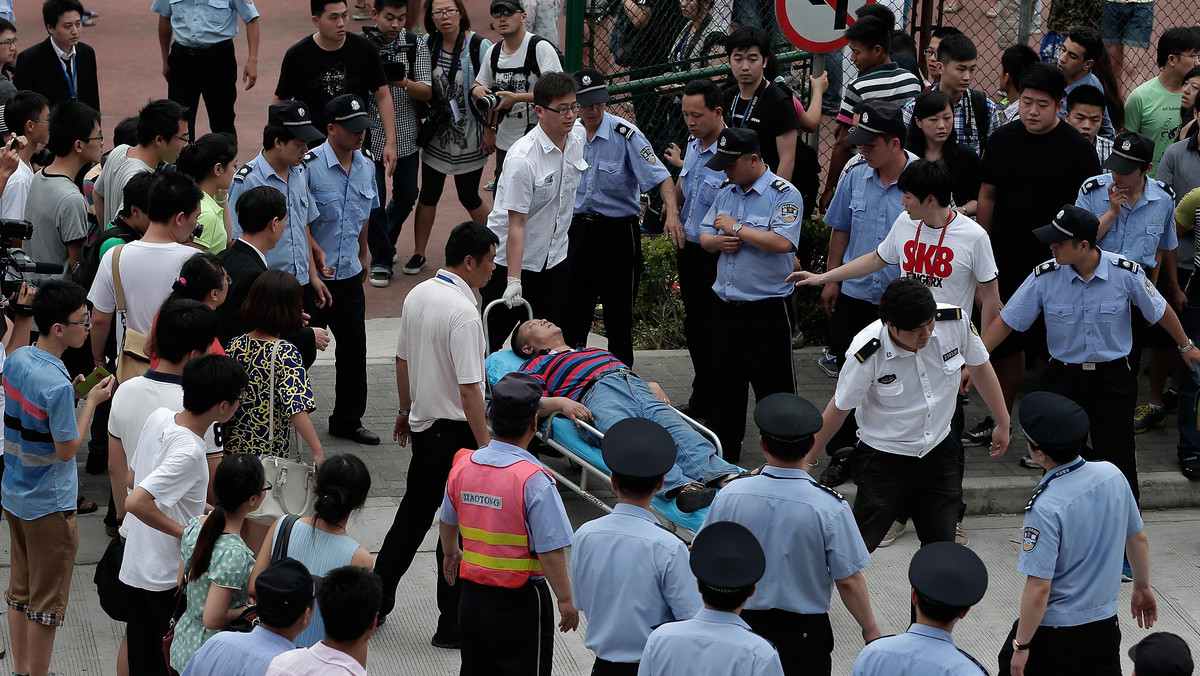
[485,350,711,533]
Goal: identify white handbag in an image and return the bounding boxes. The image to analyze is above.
[247,340,316,525]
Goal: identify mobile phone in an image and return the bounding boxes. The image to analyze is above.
[75,366,111,397]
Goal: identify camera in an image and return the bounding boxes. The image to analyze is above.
[0,219,60,299]
[474,93,503,116]
[363,26,409,84]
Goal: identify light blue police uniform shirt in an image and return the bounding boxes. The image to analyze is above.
[1060,72,1115,140]
[824,155,916,304]
[572,503,702,663]
[701,468,869,614]
[1018,457,1143,627]
[229,151,321,285]
[439,440,574,575]
[306,142,378,281]
[1000,250,1167,363]
[638,608,784,676]
[151,0,260,47]
[699,169,803,302]
[574,113,670,217]
[1076,174,1177,270]
[180,625,296,676]
[678,135,725,243]
[851,624,985,675]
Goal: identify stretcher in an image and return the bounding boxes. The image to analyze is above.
[482,300,726,538]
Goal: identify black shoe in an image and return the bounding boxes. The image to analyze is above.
[963,416,996,446]
[1163,388,1180,414]
[1181,454,1200,480]
[674,484,717,513]
[431,631,461,649]
[329,426,381,445]
[820,447,855,487]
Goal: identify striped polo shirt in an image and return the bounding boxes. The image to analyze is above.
[519,348,628,400]
[837,62,924,127]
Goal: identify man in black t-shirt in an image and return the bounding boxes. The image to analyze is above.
[721,27,799,183]
[275,0,396,172]
[971,63,1101,449]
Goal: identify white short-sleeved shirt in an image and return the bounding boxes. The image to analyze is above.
[0,159,33,220]
[487,124,587,271]
[395,270,485,432]
[88,240,199,353]
[109,370,222,466]
[875,211,999,313]
[119,407,210,592]
[835,308,989,457]
[474,32,563,151]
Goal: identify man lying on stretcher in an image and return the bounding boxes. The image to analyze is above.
[511,319,740,512]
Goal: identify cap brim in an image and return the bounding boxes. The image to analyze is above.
[705,152,739,171]
[1032,222,1071,244]
[577,89,609,108]
[293,125,326,142]
[334,116,372,133]
[845,126,882,145]
[1103,153,1142,175]
[491,1,523,11]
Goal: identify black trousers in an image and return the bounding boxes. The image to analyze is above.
[459,578,553,675]
[997,616,1121,676]
[852,436,961,552]
[1042,358,1139,503]
[375,419,474,632]
[126,586,179,676]
[741,609,833,676]
[304,278,368,430]
[167,40,237,138]
[591,658,639,676]
[708,296,796,464]
[826,293,879,452]
[677,241,719,415]
[563,214,641,366]
[480,261,570,354]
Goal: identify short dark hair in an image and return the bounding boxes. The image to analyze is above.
[891,30,918,60]
[698,582,753,611]
[725,26,770,56]
[844,16,890,52]
[878,277,937,331]
[1157,26,1200,69]
[445,221,498,267]
[423,0,471,35]
[1066,25,1103,62]
[257,595,313,629]
[0,18,14,34]
[32,279,87,334]
[236,186,288,234]
[136,99,188,147]
[374,0,407,10]
[1066,83,1106,111]
[937,33,977,63]
[311,0,348,16]
[147,171,204,223]
[855,3,895,26]
[1019,62,1067,100]
[43,0,84,28]
[114,116,140,148]
[682,79,723,112]
[263,124,299,150]
[509,320,534,358]
[46,100,100,158]
[181,354,248,414]
[760,435,815,462]
[120,171,155,218]
[1001,44,1039,88]
[897,159,953,207]
[611,472,660,499]
[4,91,50,138]
[317,566,383,642]
[176,132,238,182]
[1028,434,1085,463]
[915,593,967,624]
[490,405,538,439]
[931,25,963,40]
[313,454,372,526]
[533,72,577,108]
[154,297,217,364]
[241,269,304,336]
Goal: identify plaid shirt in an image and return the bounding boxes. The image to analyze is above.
[903,85,1001,156]
[369,28,432,159]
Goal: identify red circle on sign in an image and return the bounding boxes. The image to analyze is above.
[776,0,876,53]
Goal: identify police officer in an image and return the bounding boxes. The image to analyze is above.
[852,542,988,675]
[563,68,683,366]
[982,205,1200,508]
[228,102,331,307]
[153,0,260,138]
[439,373,578,675]
[703,393,879,675]
[572,418,702,675]
[1075,131,1182,433]
[807,278,1011,551]
[998,391,1157,676]
[638,521,784,676]
[1129,633,1194,676]
[306,94,379,446]
[698,127,803,462]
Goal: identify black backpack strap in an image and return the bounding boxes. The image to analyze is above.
[970,89,990,151]
[271,514,301,564]
[403,31,419,74]
[525,34,546,78]
[468,32,484,74]
[489,39,500,74]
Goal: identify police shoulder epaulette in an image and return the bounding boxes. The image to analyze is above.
[935,306,964,321]
[614,122,635,140]
[770,179,789,192]
[1115,257,1140,274]
[1025,483,1047,511]
[233,163,253,183]
[1081,177,1102,194]
[812,481,845,502]
[361,147,374,161]
[302,150,318,165]
[1033,260,1057,276]
[720,179,731,188]
[1156,179,1175,200]
[957,648,988,675]
[853,338,881,364]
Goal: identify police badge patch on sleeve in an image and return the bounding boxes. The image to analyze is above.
[640,146,657,165]
[1022,526,1040,552]
[1145,278,1156,297]
[780,203,799,223]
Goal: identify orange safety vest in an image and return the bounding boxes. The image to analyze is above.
[447,448,547,588]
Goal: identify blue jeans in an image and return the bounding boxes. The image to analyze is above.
[367,151,421,272]
[1178,283,1200,459]
[580,372,739,496]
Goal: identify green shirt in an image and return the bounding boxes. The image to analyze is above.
[1124,77,1183,177]
[195,191,228,254]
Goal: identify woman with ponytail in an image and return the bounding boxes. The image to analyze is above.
[176,132,239,254]
[147,253,230,369]
[168,454,266,672]
[249,454,372,647]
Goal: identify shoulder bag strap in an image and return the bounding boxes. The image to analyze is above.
[270,513,301,564]
[268,339,279,448]
[112,243,127,314]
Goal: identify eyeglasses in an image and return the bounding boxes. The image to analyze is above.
[490,8,517,17]
[923,48,935,56]
[224,273,233,286]
[64,310,91,327]
[83,134,103,143]
[1175,52,1200,63]
[542,102,581,115]
[261,482,273,494]
[432,8,460,16]
[175,133,193,144]
[0,38,17,48]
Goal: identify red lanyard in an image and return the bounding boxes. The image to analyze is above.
[911,210,954,260]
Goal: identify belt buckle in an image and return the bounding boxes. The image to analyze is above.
[1082,362,1096,371]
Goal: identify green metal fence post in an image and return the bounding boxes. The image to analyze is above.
[565,0,584,71]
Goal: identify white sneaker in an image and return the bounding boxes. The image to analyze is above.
[878,520,906,547]
[955,522,969,546]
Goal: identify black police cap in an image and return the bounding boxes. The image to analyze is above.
[1032,205,1099,245]
[601,418,675,478]
[1128,632,1194,676]
[706,127,761,171]
[256,557,318,614]
[573,68,609,108]
[1019,391,1089,449]
[1105,131,1155,175]
[754,393,822,442]
[690,521,765,591]
[490,373,544,420]
[325,94,372,133]
[845,100,907,145]
[909,541,988,608]
[267,100,325,143]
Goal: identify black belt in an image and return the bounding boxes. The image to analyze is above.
[174,39,232,56]
[1048,357,1128,372]
[722,296,786,307]
[574,213,638,225]
[578,368,633,402]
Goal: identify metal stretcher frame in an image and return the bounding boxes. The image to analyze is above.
[481,300,724,539]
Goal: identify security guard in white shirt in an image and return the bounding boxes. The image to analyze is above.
[806,278,1010,551]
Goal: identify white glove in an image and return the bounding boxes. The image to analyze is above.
[502,276,523,308]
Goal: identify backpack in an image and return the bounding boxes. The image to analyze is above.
[73,222,139,290]
[968,89,991,152]
[417,32,488,147]
[770,79,823,219]
[488,34,565,81]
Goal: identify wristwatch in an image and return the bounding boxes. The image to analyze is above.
[1180,340,1196,354]
[1012,639,1032,652]
[731,222,743,238]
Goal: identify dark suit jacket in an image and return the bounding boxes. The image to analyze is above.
[14,37,100,112]
[218,239,317,367]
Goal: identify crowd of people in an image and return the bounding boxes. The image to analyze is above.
[0,0,1196,673]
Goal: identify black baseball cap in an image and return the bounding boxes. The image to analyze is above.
[256,557,318,615]
[691,521,765,591]
[490,373,544,420]
[491,0,525,12]
[1104,131,1155,175]
[574,68,609,108]
[325,94,372,133]
[845,100,907,145]
[268,100,325,143]
[1128,632,1194,676]
[706,127,760,171]
[1032,205,1099,244]
[908,542,988,608]
[601,418,675,478]
[1019,391,1090,449]
[754,393,822,443]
